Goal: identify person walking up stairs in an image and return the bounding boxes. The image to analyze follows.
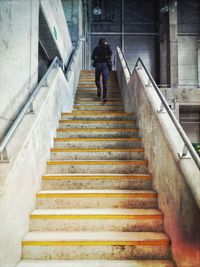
[17,70,175,267]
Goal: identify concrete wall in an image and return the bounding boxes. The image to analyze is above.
[0,0,39,140]
[178,36,198,87]
[160,87,200,118]
[41,0,72,63]
[116,51,200,267]
[0,0,72,141]
[0,41,81,266]
[0,1,81,266]
[177,0,200,87]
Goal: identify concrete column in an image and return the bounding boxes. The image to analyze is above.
[169,0,178,88]
[197,37,200,88]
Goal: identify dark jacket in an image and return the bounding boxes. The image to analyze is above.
[92,44,112,63]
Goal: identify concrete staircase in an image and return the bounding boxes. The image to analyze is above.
[17,71,174,267]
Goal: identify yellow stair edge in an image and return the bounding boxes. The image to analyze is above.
[69,111,134,114]
[36,190,156,198]
[22,240,169,246]
[42,174,152,180]
[30,209,163,220]
[59,120,135,124]
[57,128,138,132]
[47,160,148,165]
[22,232,169,246]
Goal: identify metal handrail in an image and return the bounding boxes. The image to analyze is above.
[120,49,131,77]
[116,47,131,82]
[0,57,61,160]
[65,42,79,80]
[0,42,80,161]
[116,46,200,170]
[135,57,200,170]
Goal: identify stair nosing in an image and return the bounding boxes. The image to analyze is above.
[22,231,170,246]
[42,174,152,180]
[47,160,148,165]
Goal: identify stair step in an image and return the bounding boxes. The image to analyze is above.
[75,97,122,101]
[42,174,152,190]
[30,208,164,232]
[22,231,170,260]
[76,94,121,99]
[73,106,124,111]
[61,113,134,120]
[71,110,131,113]
[36,190,157,209]
[50,148,144,160]
[59,120,136,129]
[54,137,141,148]
[78,80,117,82]
[74,103,123,107]
[57,128,139,138]
[77,89,119,93]
[16,260,175,267]
[74,101,122,105]
[77,90,120,95]
[46,160,148,174]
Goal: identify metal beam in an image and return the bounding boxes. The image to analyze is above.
[89,32,158,36]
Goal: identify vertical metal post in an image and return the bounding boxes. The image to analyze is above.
[178,144,190,159]
[121,0,125,53]
[157,102,166,113]
[197,37,200,88]
[88,0,92,69]
[29,103,34,113]
[84,0,87,70]
[169,0,178,87]
[0,148,9,162]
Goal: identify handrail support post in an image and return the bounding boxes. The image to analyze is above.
[179,144,191,159]
[146,77,152,87]
[0,148,9,162]
[42,77,49,87]
[157,102,166,113]
[29,103,34,114]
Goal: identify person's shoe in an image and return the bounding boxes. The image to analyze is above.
[103,97,107,102]
[97,89,101,97]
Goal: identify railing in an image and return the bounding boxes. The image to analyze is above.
[116,46,200,170]
[65,42,79,80]
[0,43,80,162]
[116,47,131,82]
[134,57,200,170]
[0,57,60,161]
[120,49,131,77]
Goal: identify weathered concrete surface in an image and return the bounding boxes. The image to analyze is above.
[0,0,72,141]
[117,53,200,267]
[160,87,200,121]
[178,36,198,87]
[0,68,69,267]
[0,37,81,266]
[0,2,77,264]
[42,175,152,190]
[169,0,178,88]
[16,259,175,267]
[0,0,39,140]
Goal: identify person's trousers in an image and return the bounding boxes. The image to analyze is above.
[95,62,109,98]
